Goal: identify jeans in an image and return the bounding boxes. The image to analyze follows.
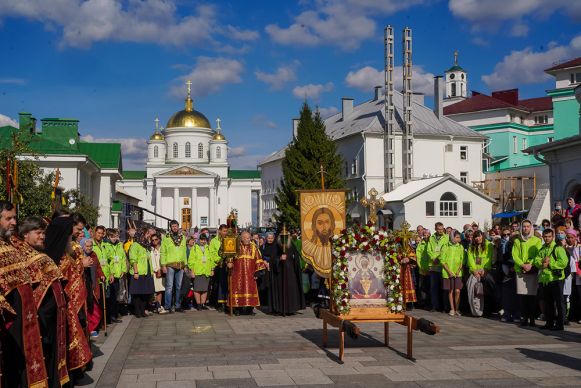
[164,267,184,310]
[429,271,442,311]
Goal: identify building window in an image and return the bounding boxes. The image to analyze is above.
[571,72,581,84]
[460,145,468,160]
[351,159,357,176]
[200,216,208,226]
[344,162,349,177]
[439,192,458,217]
[216,146,221,159]
[198,143,204,158]
[451,83,457,97]
[185,142,191,158]
[521,138,527,151]
[173,142,178,158]
[462,202,472,216]
[513,136,518,154]
[510,114,515,122]
[425,201,435,217]
[154,145,158,158]
[547,137,554,143]
[534,115,548,124]
[460,172,468,184]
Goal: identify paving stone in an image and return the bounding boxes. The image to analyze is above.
[286,369,333,385]
[196,379,258,388]
[118,383,156,388]
[213,370,252,379]
[156,381,197,388]
[138,373,176,382]
[175,371,214,381]
[123,368,155,375]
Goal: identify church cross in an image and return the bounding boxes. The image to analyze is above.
[454,50,459,66]
[360,188,385,225]
[216,118,222,130]
[394,221,416,255]
[154,116,159,130]
[186,80,192,95]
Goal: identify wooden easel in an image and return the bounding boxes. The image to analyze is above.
[320,308,414,361]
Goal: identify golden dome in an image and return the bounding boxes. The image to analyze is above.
[149,131,164,141]
[166,81,211,129]
[212,132,226,141]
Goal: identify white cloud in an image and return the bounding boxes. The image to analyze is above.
[251,114,277,129]
[449,0,581,37]
[510,22,529,37]
[0,113,18,127]
[0,78,26,85]
[171,57,244,98]
[228,146,247,157]
[345,65,436,96]
[292,82,334,100]
[0,1,255,49]
[255,62,299,90]
[317,106,339,118]
[266,0,424,50]
[481,34,581,90]
[81,134,147,169]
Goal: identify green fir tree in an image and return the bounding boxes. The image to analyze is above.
[274,102,344,229]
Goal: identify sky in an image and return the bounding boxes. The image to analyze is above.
[0,0,580,170]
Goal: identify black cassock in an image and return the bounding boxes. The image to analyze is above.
[263,242,305,315]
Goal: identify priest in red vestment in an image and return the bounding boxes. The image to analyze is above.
[227,231,268,315]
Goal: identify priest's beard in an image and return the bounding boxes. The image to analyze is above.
[0,226,14,242]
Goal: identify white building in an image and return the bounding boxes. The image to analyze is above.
[382,174,495,230]
[116,84,261,230]
[259,78,491,228]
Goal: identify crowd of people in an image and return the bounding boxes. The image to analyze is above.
[1,195,580,387]
[411,197,581,331]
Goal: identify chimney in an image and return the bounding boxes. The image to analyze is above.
[374,86,382,101]
[412,92,424,106]
[434,76,443,119]
[292,118,299,138]
[342,98,353,120]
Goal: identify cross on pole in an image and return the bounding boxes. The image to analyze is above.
[359,188,385,225]
[216,118,222,130]
[186,80,192,95]
[154,116,160,130]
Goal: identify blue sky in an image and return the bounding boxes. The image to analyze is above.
[0,0,580,169]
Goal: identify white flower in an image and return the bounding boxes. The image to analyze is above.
[339,271,345,277]
[387,297,393,303]
[341,240,346,244]
[396,305,402,311]
[389,285,394,290]
[369,226,375,232]
[374,235,380,240]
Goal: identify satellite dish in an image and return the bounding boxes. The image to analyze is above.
[69,138,76,145]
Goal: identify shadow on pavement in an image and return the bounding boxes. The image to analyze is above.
[519,348,581,371]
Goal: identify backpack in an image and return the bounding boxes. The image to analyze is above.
[551,247,571,278]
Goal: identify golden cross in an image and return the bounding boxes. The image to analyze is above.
[154,116,159,130]
[394,221,416,255]
[216,118,222,130]
[359,188,385,225]
[186,79,192,95]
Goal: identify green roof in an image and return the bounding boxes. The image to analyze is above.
[79,142,122,169]
[122,170,147,180]
[228,169,261,179]
[446,65,464,72]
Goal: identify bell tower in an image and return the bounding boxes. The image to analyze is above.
[444,50,467,107]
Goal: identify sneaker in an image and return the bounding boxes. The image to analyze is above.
[90,331,99,338]
[158,307,169,315]
[449,310,455,317]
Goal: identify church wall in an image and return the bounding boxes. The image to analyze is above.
[116,181,147,206]
[229,181,258,228]
[164,131,212,164]
[97,174,113,227]
[404,180,493,230]
[260,159,283,225]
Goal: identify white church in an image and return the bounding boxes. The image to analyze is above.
[117,83,261,230]
[260,31,495,230]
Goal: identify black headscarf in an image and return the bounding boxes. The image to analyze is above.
[44,216,74,265]
[134,228,151,250]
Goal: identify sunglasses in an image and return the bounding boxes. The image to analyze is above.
[502,234,510,237]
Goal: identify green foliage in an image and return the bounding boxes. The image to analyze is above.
[274,102,344,229]
[64,189,99,227]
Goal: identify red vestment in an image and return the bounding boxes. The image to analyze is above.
[59,245,92,371]
[228,243,266,307]
[400,256,417,304]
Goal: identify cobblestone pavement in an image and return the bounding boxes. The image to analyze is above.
[88,308,581,387]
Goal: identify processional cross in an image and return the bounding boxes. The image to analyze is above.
[360,188,384,225]
[394,221,416,256]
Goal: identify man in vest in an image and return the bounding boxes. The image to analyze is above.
[161,220,187,313]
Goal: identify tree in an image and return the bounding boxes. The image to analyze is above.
[64,189,99,227]
[274,102,344,229]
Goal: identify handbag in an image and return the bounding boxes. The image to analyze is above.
[117,276,128,304]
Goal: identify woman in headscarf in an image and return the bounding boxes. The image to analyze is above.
[45,216,93,381]
[80,238,105,337]
[128,227,155,318]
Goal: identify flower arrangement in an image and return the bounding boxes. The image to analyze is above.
[331,222,403,314]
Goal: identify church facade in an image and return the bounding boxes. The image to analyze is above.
[117,84,261,230]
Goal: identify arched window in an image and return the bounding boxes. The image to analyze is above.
[198,143,204,158]
[173,142,178,158]
[451,82,457,97]
[185,142,191,158]
[216,146,221,159]
[439,192,458,216]
[154,145,158,158]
